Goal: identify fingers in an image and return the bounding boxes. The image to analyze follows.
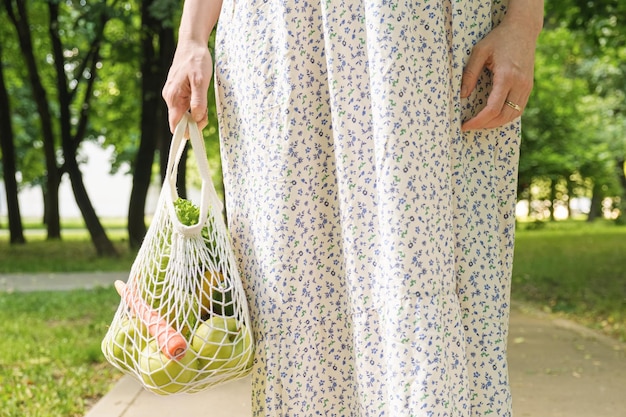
[162,46,213,133]
[460,42,522,130]
[163,87,209,133]
[162,86,209,133]
[162,80,189,133]
[166,106,186,135]
[462,71,524,131]
[189,72,209,126]
[460,43,489,99]
[461,95,524,131]
[460,56,532,131]
[462,63,531,130]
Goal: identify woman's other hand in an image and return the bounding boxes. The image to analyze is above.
[461,2,544,131]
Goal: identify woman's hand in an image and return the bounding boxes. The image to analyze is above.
[162,41,214,133]
[461,4,543,131]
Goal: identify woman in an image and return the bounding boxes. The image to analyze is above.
[163,1,543,415]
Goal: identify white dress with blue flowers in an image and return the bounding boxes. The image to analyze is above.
[215,0,518,415]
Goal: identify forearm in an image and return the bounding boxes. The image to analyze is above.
[177,0,223,43]
[502,0,544,39]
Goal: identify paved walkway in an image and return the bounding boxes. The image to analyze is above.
[0,271,128,293]
[2,273,625,417]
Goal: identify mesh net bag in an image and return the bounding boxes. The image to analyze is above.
[102,114,253,395]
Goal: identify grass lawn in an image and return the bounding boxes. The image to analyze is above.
[0,219,135,273]
[0,288,123,417]
[0,219,624,416]
[512,220,626,342]
[0,221,132,417]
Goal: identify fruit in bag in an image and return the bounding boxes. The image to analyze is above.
[190,316,254,372]
[107,317,148,371]
[138,340,199,395]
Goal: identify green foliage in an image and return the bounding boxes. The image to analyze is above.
[147,0,181,28]
[520,17,626,218]
[0,288,122,417]
[89,1,142,174]
[545,0,626,50]
[1,1,51,187]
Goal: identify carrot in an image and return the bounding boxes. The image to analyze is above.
[114,280,188,360]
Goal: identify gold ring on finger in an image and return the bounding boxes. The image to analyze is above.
[505,100,521,112]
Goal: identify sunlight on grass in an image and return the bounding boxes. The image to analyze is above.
[512,221,626,341]
[0,230,136,273]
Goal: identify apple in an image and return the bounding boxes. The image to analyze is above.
[137,340,199,395]
[190,317,254,372]
[191,316,237,370]
[224,323,254,370]
[106,318,148,371]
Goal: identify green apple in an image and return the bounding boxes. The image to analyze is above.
[106,318,148,371]
[191,316,239,370]
[224,323,254,370]
[137,340,199,395]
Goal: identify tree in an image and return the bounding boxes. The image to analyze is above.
[47,1,119,256]
[127,0,180,249]
[520,10,626,221]
[541,0,626,221]
[4,0,62,239]
[0,39,25,244]
[4,0,118,256]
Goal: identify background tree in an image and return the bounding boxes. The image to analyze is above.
[520,1,626,221]
[127,0,180,249]
[4,0,118,255]
[4,0,62,239]
[0,38,25,244]
[539,0,626,221]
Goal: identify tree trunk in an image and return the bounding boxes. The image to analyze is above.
[549,177,557,221]
[127,123,156,249]
[128,2,181,248]
[566,177,574,220]
[65,159,118,256]
[47,2,118,257]
[158,24,178,191]
[4,0,61,239]
[176,148,188,199]
[0,41,25,244]
[587,181,603,222]
[616,158,626,224]
[128,0,164,249]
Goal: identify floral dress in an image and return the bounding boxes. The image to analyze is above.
[215,0,518,415]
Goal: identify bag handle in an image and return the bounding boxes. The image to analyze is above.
[166,113,223,237]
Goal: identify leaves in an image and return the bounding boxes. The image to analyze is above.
[520,15,626,219]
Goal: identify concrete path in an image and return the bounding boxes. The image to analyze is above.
[0,271,128,293]
[84,311,626,417]
[507,311,626,417]
[2,273,625,417]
